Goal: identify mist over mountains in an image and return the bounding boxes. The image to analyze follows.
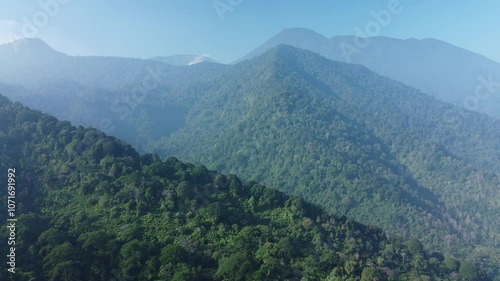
[0,35,499,279]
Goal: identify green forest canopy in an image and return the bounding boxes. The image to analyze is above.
[0,95,494,280]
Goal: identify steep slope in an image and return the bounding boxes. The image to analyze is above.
[157,46,500,266]
[239,28,500,119]
[151,54,218,65]
[0,94,477,280]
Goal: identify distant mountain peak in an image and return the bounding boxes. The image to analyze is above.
[235,28,328,63]
[277,27,327,38]
[0,37,64,57]
[11,37,47,45]
[260,44,320,62]
[237,28,500,119]
[265,43,300,54]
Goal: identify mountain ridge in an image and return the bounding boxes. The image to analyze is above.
[237,28,500,119]
[157,45,500,268]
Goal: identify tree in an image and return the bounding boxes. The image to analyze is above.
[406,238,424,256]
[37,229,69,257]
[47,261,82,281]
[160,244,188,265]
[43,242,82,280]
[119,239,149,277]
[443,256,460,271]
[361,267,381,281]
[77,231,117,280]
[459,262,480,281]
[217,252,258,281]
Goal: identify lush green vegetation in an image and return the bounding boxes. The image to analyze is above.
[0,95,491,280]
[153,46,500,274]
[2,44,499,279]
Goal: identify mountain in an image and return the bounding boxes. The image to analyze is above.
[0,39,218,89]
[1,40,499,278]
[156,46,500,269]
[236,28,331,63]
[0,38,183,89]
[0,94,478,280]
[0,37,64,58]
[238,28,500,119]
[151,54,218,65]
[0,38,224,139]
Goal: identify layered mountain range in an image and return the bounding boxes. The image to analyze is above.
[0,36,499,278]
[239,28,500,119]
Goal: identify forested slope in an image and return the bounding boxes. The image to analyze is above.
[238,28,500,119]
[1,41,499,277]
[0,95,489,280]
[157,46,500,272]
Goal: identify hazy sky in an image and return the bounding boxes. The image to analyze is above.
[0,0,499,63]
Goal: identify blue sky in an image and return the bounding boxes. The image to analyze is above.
[0,0,499,63]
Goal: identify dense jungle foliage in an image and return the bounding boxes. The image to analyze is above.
[0,95,491,280]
